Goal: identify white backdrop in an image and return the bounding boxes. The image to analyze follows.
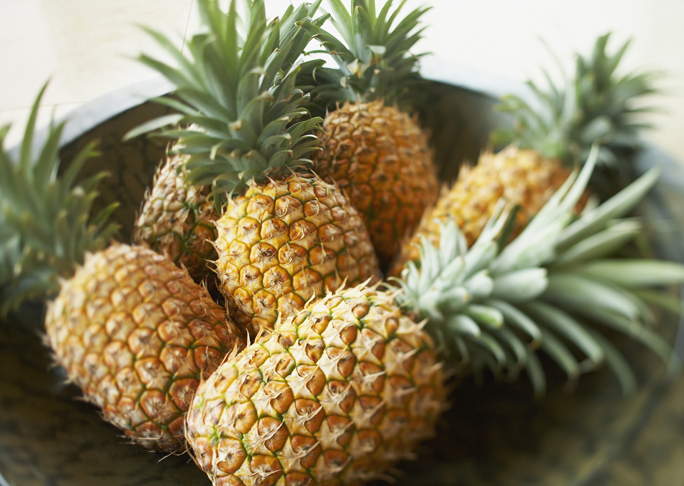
[1,0,682,161]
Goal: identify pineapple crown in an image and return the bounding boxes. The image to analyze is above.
[394,148,684,396]
[0,84,119,316]
[126,0,328,200]
[491,33,659,169]
[303,0,429,109]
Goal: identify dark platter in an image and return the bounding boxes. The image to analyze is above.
[2,67,684,486]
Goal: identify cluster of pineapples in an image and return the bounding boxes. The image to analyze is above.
[2,1,684,485]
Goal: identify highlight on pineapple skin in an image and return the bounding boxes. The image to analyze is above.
[133,153,220,283]
[214,173,382,337]
[314,100,440,269]
[186,284,445,486]
[45,243,244,452]
[390,146,584,275]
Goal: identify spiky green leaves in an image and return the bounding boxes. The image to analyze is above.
[395,148,684,396]
[492,33,658,169]
[127,0,327,200]
[574,34,659,161]
[304,0,429,108]
[0,84,118,316]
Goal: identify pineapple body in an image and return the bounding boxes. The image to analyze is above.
[186,284,445,485]
[45,243,244,452]
[134,153,219,283]
[214,174,381,336]
[391,146,574,274]
[314,100,439,269]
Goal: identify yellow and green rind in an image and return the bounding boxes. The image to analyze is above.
[134,153,219,283]
[391,147,579,275]
[214,174,381,336]
[45,243,244,452]
[314,100,439,269]
[186,284,444,485]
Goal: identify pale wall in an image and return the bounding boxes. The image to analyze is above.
[0,0,682,162]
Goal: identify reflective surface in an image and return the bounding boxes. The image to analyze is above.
[1,80,683,486]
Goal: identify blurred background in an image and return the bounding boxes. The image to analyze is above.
[0,0,682,161]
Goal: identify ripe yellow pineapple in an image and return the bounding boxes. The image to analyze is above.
[125,1,332,286]
[305,0,439,269]
[391,33,657,275]
[215,174,378,336]
[184,155,684,484]
[133,152,219,283]
[186,284,445,485]
[46,244,243,452]
[395,147,577,268]
[0,86,244,453]
[134,0,381,336]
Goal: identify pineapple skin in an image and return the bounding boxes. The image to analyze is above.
[214,174,381,336]
[391,146,575,274]
[133,153,219,283]
[313,100,439,269]
[45,243,244,452]
[186,285,445,486]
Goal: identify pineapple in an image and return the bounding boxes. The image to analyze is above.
[45,243,243,452]
[214,174,380,336]
[186,285,445,485]
[394,147,582,268]
[394,150,682,394]
[391,33,657,275]
[132,0,381,336]
[133,152,219,283]
[127,1,329,285]
[304,0,440,269]
[183,150,684,485]
[0,85,245,453]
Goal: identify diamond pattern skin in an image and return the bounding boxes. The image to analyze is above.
[186,285,444,486]
[214,174,381,336]
[134,154,220,283]
[391,146,581,275]
[313,100,440,269]
[45,244,245,452]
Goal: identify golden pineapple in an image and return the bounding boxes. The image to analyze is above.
[391,33,657,275]
[134,0,381,336]
[215,174,379,335]
[184,156,684,485]
[314,100,438,268]
[133,152,219,283]
[305,0,439,269]
[392,147,575,272]
[46,244,244,452]
[186,284,445,485]
[0,86,245,453]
